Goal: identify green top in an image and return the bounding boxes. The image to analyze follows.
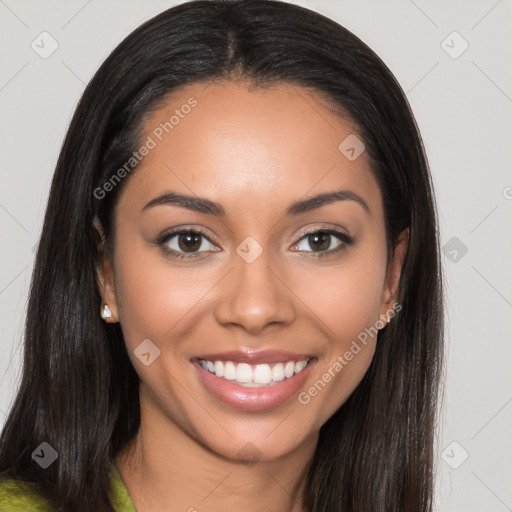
[0,463,136,511]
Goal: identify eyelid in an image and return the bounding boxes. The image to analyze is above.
[155,226,220,259]
[294,224,352,240]
[155,226,217,246]
[156,224,354,259]
[291,225,354,253]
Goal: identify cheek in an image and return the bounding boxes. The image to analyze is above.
[289,249,386,343]
[112,238,210,346]
[327,250,386,375]
[292,248,386,417]
[334,262,385,337]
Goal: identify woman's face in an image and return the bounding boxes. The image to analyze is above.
[99,81,407,462]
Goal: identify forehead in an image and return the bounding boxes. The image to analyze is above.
[120,80,382,219]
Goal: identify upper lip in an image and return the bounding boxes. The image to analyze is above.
[192,349,315,365]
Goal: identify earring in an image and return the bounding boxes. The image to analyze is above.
[378,313,391,330]
[100,304,114,322]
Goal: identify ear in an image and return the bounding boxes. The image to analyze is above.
[379,227,409,321]
[94,216,119,323]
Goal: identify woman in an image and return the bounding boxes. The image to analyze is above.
[0,0,444,510]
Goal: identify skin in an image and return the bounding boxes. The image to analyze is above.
[97,80,408,512]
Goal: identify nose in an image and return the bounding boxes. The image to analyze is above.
[214,247,296,336]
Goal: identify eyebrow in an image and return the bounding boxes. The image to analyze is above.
[141,189,370,216]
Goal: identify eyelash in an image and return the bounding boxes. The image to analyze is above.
[156,226,354,260]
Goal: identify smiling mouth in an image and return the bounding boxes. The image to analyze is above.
[193,357,315,387]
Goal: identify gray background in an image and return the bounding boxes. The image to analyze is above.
[1,1,511,510]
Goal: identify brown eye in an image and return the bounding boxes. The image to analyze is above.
[293,228,354,258]
[158,228,219,258]
[305,232,332,252]
[176,232,203,252]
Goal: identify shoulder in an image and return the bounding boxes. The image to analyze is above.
[0,463,135,512]
[0,477,52,511]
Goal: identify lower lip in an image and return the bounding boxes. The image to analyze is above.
[193,359,317,412]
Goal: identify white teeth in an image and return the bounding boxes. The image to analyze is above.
[214,360,224,378]
[236,363,253,383]
[223,361,236,380]
[253,364,272,384]
[295,360,308,373]
[198,358,311,386]
[271,363,285,382]
[284,361,295,378]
